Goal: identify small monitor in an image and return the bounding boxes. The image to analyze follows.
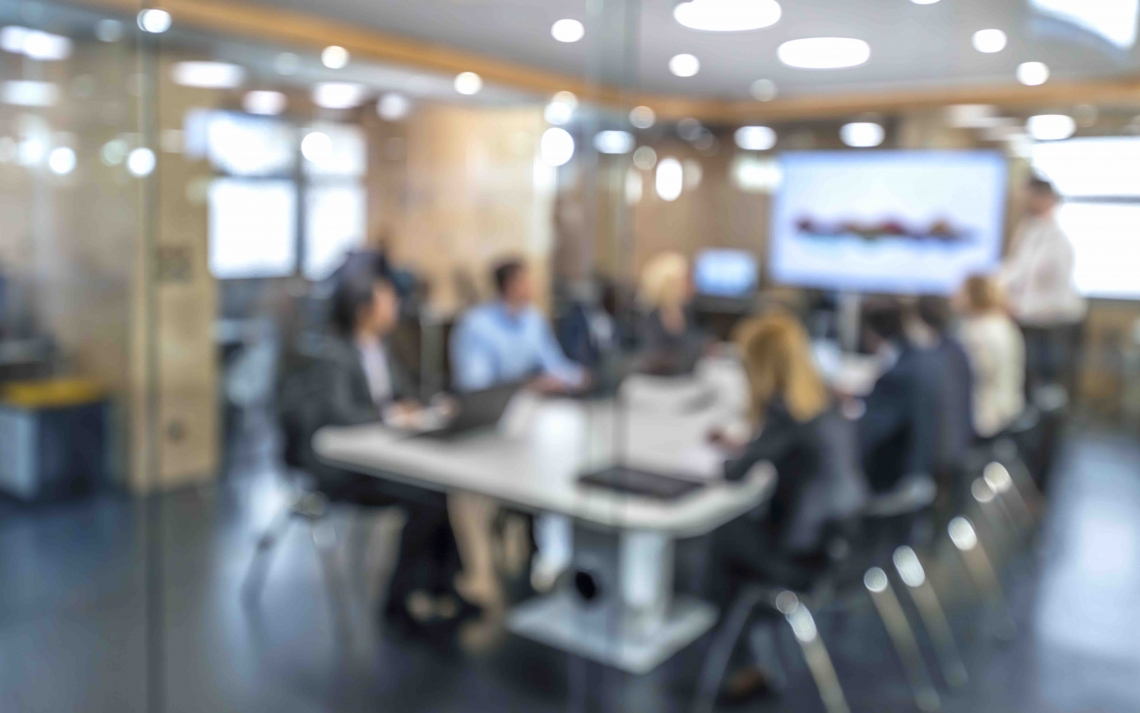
[693,249,759,298]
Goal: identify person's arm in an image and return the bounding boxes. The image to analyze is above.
[724,414,798,481]
[535,312,587,388]
[450,316,499,392]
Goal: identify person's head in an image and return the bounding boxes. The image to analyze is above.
[916,295,954,336]
[1025,176,1058,217]
[862,298,905,353]
[957,274,1006,316]
[733,313,829,424]
[493,258,534,309]
[637,252,691,312]
[331,269,399,339]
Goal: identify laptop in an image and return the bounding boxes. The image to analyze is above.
[408,382,521,440]
[578,465,706,501]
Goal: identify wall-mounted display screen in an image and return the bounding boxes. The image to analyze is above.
[771,150,1008,295]
[693,249,759,298]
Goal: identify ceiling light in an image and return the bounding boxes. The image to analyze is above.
[629,105,656,129]
[127,147,156,176]
[551,18,585,43]
[633,145,657,170]
[544,101,573,126]
[777,37,870,69]
[378,93,412,121]
[171,61,245,89]
[683,159,703,189]
[552,90,578,109]
[312,82,365,109]
[321,45,349,69]
[274,52,300,76]
[1,80,59,107]
[541,127,575,167]
[454,71,483,95]
[734,125,776,150]
[625,169,643,204]
[94,19,123,43]
[945,104,998,128]
[594,130,635,154]
[1017,61,1050,86]
[656,157,684,201]
[1,27,72,61]
[673,0,781,32]
[972,29,1007,53]
[48,146,75,175]
[18,137,45,166]
[911,0,940,4]
[669,53,701,77]
[732,155,782,193]
[243,90,286,116]
[750,78,777,101]
[1030,0,1139,50]
[1027,114,1076,141]
[301,131,332,164]
[137,9,172,34]
[840,122,885,147]
[101,139,127,166]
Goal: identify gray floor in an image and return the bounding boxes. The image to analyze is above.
[1,426,1139,712]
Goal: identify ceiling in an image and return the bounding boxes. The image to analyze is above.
[242,0,1140,99]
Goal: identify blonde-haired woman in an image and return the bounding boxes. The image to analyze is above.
[956,274,1025,438]
[636,252,707,374]
[709,313,867,700]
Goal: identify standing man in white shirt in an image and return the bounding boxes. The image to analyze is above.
[1001,177,1087,396]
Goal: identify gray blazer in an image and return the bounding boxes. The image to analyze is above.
[314,335,412,427]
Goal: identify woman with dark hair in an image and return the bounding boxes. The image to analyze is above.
[305,267,469,631]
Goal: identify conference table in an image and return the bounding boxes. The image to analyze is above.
[314,357,777,674]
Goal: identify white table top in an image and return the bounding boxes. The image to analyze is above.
[314,360,775,537]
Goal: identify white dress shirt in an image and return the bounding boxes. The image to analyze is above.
[1001,214,1087,326]
[356,338,393,406]
[959,313,1026,437]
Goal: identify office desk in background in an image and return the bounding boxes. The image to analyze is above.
[315,361,774,673]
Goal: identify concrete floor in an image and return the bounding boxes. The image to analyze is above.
[1,426,1138,712]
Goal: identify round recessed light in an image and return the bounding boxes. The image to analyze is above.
[1017,61,1049,86]
[545,91,578,125]
[301,131,333,164]
[750,78,777,101]
[171,61,246,89]
[378,93,412,121]
[594,130,635,154]
[911,0,940,4]
[656,157,684,201]
[312,82,365,109]
[137,8,171,34]
[551,18,585,43]
[669,53,701,77]
[734,125,776,151]
[321,45,349,69]
[972,29,1007,53]
[629,105,656,129]
[126,147,156,176]
[673,0,781,32]
[243,90,287,116]
[777,37,870,69]
[1027,114,1075,141]
[840,122,885,147]
[541,127,575,166]
[454,71,483,95]
[48,146,75,175]
[633,145,657,170]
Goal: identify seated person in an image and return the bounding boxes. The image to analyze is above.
[556,275,621,372]
[857,299,944,494]
[451,257,588,393]
[915,295,974,473]
[954,275,1025,439]
[302,267,467,629]
[635,252,709,375]
[450,257,589,591]
[708,313,868,698]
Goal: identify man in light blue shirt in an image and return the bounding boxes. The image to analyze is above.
[451,258,588,393]
[449,257,587,591]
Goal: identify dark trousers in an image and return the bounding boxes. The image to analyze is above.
[1022,323,1083,398]
[319,470,461,613]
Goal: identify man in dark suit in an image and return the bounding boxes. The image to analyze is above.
[916,296,974,469]
[857,299,945,494]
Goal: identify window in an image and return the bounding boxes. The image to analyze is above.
[208,179,297,279]
[1032,137,1140,299]
[302,122,367,281]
